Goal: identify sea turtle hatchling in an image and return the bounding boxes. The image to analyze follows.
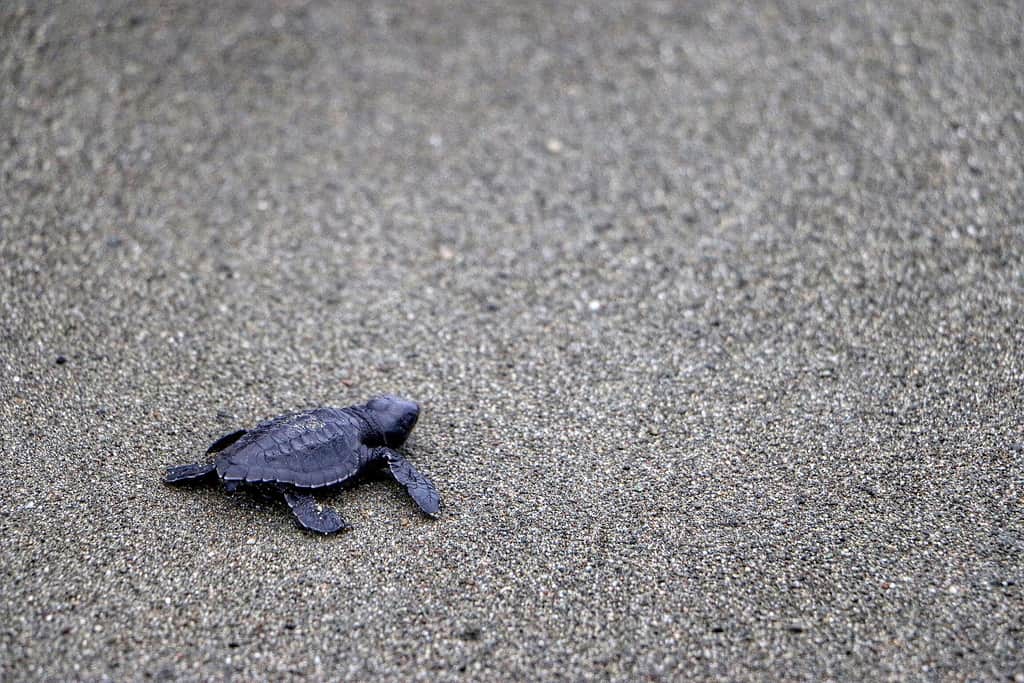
[164,396,440,534]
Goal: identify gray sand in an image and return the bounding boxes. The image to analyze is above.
[2,2,1022,680]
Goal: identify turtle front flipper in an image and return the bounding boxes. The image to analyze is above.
[379,448,441,517]
[164,462,217,485]
[279,487,351,535]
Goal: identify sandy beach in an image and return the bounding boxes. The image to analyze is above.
[2,2,1022,680]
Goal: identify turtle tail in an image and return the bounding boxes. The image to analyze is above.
[164,462,217,485]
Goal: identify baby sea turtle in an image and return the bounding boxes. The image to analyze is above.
[164,396,439,534]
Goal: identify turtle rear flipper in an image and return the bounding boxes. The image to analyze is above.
[206,429,248,453]
[164,462,217,485]
[380,448,440,517]
[280,487,351,535]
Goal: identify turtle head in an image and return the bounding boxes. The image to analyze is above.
[364,395,420,447]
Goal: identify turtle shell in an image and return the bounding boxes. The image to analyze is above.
[214,407,374,488]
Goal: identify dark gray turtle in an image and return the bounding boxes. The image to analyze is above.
[164,396,439,534]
